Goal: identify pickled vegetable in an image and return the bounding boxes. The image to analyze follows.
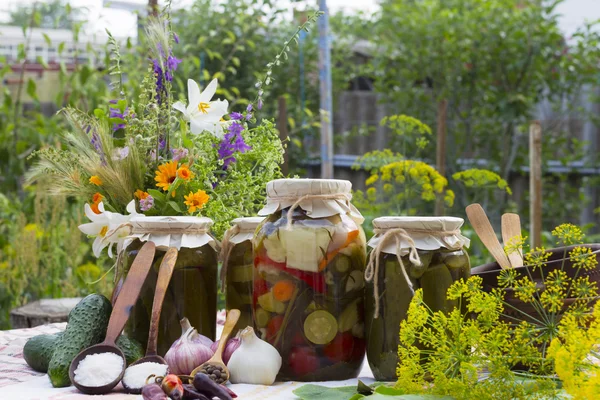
[225,241,254,333]
[304,310,338,345]
[365,248,470,381]
[116,240,218,355]
[253,209,367,381]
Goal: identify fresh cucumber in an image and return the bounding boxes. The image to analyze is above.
[47,294,112,387]
[23,332,64,372]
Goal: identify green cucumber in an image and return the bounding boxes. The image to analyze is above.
[115,335,144,366]
[23,332,64,372]
[419,264,457,314]
[48,294,112,387]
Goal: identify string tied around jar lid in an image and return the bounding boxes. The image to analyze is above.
[277,193,352,230]
[365,227,462,318]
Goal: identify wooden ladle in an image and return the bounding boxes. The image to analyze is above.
[466,203,511,269]
[123,247,179,394]
[191,309,240,384]
[69,241,156,395]
[501,213,523,268]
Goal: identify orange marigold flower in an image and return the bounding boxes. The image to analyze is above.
[92,192,104,204]
[89,175,103,186]
[184,190,209,213]
[155,160,178,191]
[134,189,150,200]
[177,164,194,181]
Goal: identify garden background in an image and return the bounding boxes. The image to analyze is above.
[2,0,600,329]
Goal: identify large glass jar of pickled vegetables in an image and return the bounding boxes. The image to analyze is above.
[112,216,218,356]
[365,216,470,381]
[254,179,367,381]
[221,217,264,334]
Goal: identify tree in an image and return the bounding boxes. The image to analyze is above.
[372,0,600,224]
[6,0,82,30]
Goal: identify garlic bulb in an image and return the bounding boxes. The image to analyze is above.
[227,326,282,385]
[165,318,214,375]
[210,335,241,365]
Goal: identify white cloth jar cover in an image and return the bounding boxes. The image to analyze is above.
[368,216,470,255]
[127,216,217,251]
[258,178,364,223]
[226,217,265,245]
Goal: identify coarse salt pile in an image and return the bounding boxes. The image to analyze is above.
[122,362,169,389]
[73,352,124,387]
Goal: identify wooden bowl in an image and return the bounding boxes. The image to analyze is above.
[471,244,600,321]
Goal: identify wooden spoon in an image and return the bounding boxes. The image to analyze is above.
[191,309,241,384]
[123,247,179,394]
[501,213,523,268]
[466,203,511,269]
[69,241,156,395]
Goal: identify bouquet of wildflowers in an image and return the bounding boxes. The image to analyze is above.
[27,7,320,257]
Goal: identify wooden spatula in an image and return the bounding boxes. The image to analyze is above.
[466,204,511,269]
[502,213,523,268]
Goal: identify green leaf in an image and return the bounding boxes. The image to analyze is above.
[93,109,105,118]
[26,78,37,100]
[168,201,182,213]
[147,189,166,203]
[358,380,373,395]
[79,65,91,85]
[293,384,358,400]
[58,42,66,54]
[36,56,49,69]
[42,33,52,47]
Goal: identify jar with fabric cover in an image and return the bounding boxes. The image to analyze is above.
[254,179,367,381]
[221,217,264,334]
[364,216,470,381]
[112,216,218,356]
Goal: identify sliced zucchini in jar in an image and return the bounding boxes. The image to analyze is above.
[345,270,365,292]
[255,307,271,328]
[304,310,338,345]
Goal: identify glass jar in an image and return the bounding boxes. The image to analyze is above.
[222,217,264,334]
[254,179,367,381]
[112,216,218,356]
[365,217,470,381]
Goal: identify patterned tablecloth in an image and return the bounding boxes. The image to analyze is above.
[0,318,375,399]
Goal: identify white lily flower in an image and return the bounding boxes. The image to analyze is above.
[173,78,229,138]
[78,200,142,258]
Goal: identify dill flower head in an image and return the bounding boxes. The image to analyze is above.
[184,190,209,213]
[540,286,565,313]
[513,277,537,303]
[155,160,178,191]
[572,276,598,298]
[89,175,103,186]
[498,268,519,288]
[545,269,570,293]
[552,223,584,245]
[504,235,527,257]
[570,246,598,272]
[176,164,194,181]
[524,247,552,271]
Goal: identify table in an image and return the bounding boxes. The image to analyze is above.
[0,322,375,399]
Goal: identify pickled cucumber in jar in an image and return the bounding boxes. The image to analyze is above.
[223,217,264,333]
[255,178,367,381]
[365,216,470,381]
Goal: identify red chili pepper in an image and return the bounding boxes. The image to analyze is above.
[255,252,326,293]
